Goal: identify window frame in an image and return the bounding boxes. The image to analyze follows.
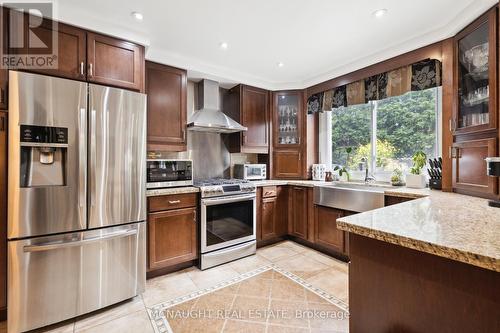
[320,87,442,182]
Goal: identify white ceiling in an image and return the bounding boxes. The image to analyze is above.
[53,0,497,90]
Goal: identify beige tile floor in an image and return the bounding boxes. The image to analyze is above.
[0,241,349,333]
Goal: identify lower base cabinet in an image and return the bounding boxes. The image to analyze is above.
[289,186,310,240]
[314,205,345,254]
[147,194,198,272]
[258,186,288,242]
[452,138,498,198]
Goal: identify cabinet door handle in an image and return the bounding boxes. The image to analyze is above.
[193,210,196,222]
[80,62,85,76]
[89,63,93,77]
[182,129,186,141]
[168,200,181,204]
[0,88,4,104]
[0,115,5,132]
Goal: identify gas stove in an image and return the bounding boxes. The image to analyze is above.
[194,178,256,198]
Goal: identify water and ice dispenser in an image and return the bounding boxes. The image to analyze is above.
[19,125,68,187]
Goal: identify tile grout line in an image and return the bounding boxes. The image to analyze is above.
[219,293,237,333]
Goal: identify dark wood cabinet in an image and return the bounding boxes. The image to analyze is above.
[273,150,302,178]
[0,69,6,110]
[223,85,269,153]
[271,90,305,179]
[289,186,309,240]
[272,91,303,148]
[147,193,198,272]
[452,138,498,198]
[87,32,144,91]
[0,7,145,103]
[146,61,187,151]
[0,112,6,316]
[314,205,344,254]
[261,196,278,240]
[452,8,497,135]
[148,207,197,270]
[0,10,7,110]
[258,186,287,242]
[384,195,415,206]
[24,19,86,80]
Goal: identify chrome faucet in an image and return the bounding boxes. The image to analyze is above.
[360,157,376,183]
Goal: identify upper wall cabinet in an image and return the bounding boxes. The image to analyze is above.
[223,85,270,154]
[2,8,144,92]
[272,90,305,179]
[10,14,87,81]
[453,8,497,135]
[87,33,144,91]
[273,91,303,148]
[146,61,187,152]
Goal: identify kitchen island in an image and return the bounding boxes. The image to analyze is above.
[337,190,500,332]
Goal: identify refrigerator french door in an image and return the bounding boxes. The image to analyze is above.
[7,71,147,333]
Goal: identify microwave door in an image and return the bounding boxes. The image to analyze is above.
[88,84,147,229]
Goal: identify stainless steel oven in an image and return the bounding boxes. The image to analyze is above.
[146,159,193,189]
[196,179,256,269]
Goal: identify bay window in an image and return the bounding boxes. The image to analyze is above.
[319,87,442,182]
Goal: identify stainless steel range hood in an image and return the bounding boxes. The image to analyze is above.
[187,79,247,133]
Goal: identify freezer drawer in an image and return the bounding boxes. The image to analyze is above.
[7,222,146,333]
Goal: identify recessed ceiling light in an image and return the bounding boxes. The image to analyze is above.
[219,42,228,50]
[131,12,143,21]
[277,62,284,68]
[372,8,388,18]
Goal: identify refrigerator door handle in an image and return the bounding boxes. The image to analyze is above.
[90,108,97,206]
[78,107,87,211]
[22,229,138,253]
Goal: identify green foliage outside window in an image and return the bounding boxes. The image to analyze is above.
[331,88,439,176]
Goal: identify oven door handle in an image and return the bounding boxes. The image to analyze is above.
[202,194,256,205]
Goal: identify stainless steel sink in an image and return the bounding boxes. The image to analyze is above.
[313,183,387,212]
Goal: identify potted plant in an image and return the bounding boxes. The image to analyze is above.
[391,168,405,186]
[406,151,427,188]
[333,147,352,182]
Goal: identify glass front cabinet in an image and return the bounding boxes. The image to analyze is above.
[273,91,303,148]
[453,8,497,134]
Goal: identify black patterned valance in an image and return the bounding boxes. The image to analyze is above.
[307,58,442,113]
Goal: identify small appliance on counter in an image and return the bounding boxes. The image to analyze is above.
[146,159,193,189]
[485,157,500,207]
[428,157,442,190]
[234,163,266,180]
[312,164,327,181]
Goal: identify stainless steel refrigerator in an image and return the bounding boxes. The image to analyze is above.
[7,71,147,333]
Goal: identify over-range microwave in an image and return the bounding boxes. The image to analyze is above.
[234,163,267,180]
[146,159,193,189]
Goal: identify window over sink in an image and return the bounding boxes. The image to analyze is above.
[319,87,442,182]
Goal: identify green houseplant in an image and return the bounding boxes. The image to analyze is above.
[391,168,405,186]
[406,151,427,188]
[334,147,352,182]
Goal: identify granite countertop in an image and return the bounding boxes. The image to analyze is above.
[251,180,329,187]
[337,190,500,272]
[146,186,199,197]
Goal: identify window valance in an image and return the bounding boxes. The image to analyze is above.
[307,59,442,114]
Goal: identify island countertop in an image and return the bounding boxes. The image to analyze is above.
[337,190,500,272]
